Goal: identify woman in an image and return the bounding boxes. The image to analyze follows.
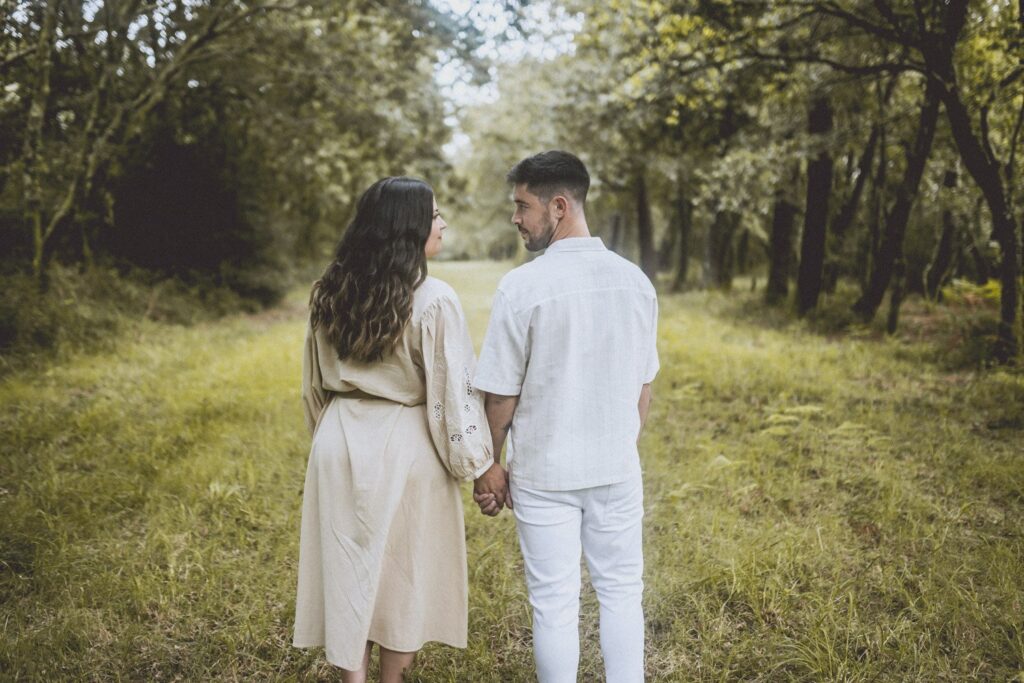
[293,177,496,682]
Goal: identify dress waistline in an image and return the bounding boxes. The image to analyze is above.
[331,388,381,400]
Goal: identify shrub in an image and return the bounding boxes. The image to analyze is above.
[940,278,1004,307]
[0,262,281,373]
[938,278,1015,369]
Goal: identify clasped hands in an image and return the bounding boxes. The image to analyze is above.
[473,462,511,516]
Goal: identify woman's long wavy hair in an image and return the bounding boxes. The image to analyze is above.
[310,176,432,363]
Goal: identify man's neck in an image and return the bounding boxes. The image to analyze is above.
[548,215,591,246]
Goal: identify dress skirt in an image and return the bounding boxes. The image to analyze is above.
[292,395,469,670]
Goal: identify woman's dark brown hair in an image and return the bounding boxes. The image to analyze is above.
[310,176,432,362]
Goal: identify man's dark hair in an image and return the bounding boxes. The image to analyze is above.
[507,150,590,203]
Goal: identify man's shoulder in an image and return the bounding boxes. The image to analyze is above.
[495,259,545,298]
[495,249,656,311]
[590,250,657,297]
[606,250,655,294]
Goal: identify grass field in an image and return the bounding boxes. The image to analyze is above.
[2,260,1022,681]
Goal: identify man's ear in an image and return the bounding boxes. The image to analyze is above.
[553,196,568,216]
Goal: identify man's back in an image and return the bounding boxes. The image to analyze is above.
[474,237,659,490]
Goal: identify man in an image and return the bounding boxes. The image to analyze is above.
[471,151,659,683]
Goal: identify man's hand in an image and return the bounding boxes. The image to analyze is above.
[473,463,508,516]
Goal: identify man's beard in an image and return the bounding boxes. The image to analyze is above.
[524,214,556,252]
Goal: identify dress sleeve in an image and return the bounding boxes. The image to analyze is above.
[301,321,328,436]
[421,294,495,481]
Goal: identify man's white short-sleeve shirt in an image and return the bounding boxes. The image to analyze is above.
[474,236,659,491]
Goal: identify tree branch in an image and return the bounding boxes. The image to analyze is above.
[743,48,920,77]
[812,1,903,45]
[871,0,916,47]
[1,45,34,71]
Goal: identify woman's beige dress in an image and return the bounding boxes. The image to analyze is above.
[292,277,494,670]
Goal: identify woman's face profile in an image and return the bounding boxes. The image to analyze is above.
[425,195,447,258]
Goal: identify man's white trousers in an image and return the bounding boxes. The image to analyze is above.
[511,474,645,683]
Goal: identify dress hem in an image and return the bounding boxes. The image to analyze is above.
[293,637,468,671]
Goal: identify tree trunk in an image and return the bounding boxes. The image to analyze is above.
[24,0,59,289]
[853,76,942,321]
[934,0,1020,360]
[737,228,750,274]
[705,210,738,290]
[658,227,677,272]
[797,97,834,315]
[608,212,623,254]
[886,257,906,335]
[825,120,882,293]
[671,196,694,292]
[862,120,888,291]
[636,171,657,281]
[765,192,798,305]
[658,207,677,271]
[924,170,959,299]
[943,87,1020,360]
[837,74,898,250]
[967,240,993,284]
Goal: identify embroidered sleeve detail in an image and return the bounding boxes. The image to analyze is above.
[422,294,494,480]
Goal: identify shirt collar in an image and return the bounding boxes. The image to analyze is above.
[544,236,606,254]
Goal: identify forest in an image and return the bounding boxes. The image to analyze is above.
[1,0,1022,364]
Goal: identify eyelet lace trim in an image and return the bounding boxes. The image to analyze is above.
[435,366,481,450]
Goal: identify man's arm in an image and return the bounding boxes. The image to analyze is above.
[485,392,519,460]
[473,392,519,514]
[638,383,653,440]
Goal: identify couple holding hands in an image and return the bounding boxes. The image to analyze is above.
[293,151,659,682]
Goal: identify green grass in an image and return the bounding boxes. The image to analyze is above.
[1,261,1022,681]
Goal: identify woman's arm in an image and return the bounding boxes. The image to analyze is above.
[301,323,328,436]
[421,295,495,481]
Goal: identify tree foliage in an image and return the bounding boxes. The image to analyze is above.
[455,0,1023,361]
[1,0,488,301]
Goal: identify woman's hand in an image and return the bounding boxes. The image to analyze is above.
[473,491,502,516]
[473,463,508,516]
